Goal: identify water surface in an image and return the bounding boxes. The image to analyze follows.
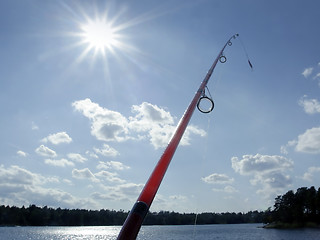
[1,224,319,240]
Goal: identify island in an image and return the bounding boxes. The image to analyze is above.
[263,186,320,228]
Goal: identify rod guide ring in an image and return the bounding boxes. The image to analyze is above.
[219,55,227,63]
[197,96,214,113]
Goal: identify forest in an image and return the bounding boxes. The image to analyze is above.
[0,205,264,226]
[264,186,320,228]
[0,186,319,227]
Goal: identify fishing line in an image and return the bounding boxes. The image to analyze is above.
[192,113,212,239]
[192,34,253,239]
[238,35,253,70]
[211,55,225,98]
[196,34,253,116]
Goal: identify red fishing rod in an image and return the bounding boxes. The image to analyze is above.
[117,33,245,240]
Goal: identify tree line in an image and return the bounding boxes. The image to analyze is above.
[0,205,127,226]
[264,186,320,227]
[1,186,319,227]
[0,204,264,226]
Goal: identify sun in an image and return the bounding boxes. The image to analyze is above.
[72,9,131,62]
[60,1,175,67]
[67,3,163,64]
[80,18,118,55]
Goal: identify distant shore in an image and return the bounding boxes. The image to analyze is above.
[0,205,265,226]
[263,222,320,229]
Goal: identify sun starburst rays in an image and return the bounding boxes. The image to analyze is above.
[81,19,116,53]
[63,3,169,68]
[74,15,123,62]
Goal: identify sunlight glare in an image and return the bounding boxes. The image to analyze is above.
[69,3,164,65]
[80,18,119,56]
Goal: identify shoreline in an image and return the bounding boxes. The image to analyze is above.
[263,222,320,229]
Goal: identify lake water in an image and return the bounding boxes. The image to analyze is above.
[1,224,319,240]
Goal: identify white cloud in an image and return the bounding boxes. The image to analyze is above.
[224,186,238,193]
[130,102,174,127]
[181,125,207,146]
[90,192,119,201]
[129,102,206,149]
[63,179,73,185]
[72,168,98,182]
[280,145,288,155]
[31,121,39,130]
[295,127,320,154]
[72,99,206,149]
[231,154,293,175]
[72,98,129,142]
[41,132,72,145]
[17,150,27,157]
[313,72,320,79]
[250,171,291,188]
[280,140,297,155]
[24,187,95,209]
[86,151,99,159]
[143,124,206,149]
[94,144,119,157]
[67,153,87,163]
[283,127,320,154]
[112,183,144,197]
[35,145,57,158]
[212,186,238,193]
[299,96,320,114]
[302,67,313,78]
[95,170,126,183]
[202,173,234,185]
[302,167,320,181]
[128,102,176,148]
[0,165,90,208]
[0,165,99,209]
[46,176,60,184]
[151,194,192,212]
[147,124,175,149]
[0,165,43,186]
[95,161,130,183]
[169,195,187,201]
[232,154,293,198]
[254,172,292,198]
[97,161,130,171]
[44,158,75,167]
[97,183,144,201]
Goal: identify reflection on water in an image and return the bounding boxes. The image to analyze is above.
[52,226,120,239]
[0,226,121,240]
[1,224,320,240]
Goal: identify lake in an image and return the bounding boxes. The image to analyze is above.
[1,224,319,239]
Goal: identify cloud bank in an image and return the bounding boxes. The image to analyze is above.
[232,154,293,198]
[72,98,206,149]
[0,165,92,209]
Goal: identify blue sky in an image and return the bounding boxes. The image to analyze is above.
[1,0,320,213]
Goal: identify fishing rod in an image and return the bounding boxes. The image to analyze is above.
[117,33,249,240]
